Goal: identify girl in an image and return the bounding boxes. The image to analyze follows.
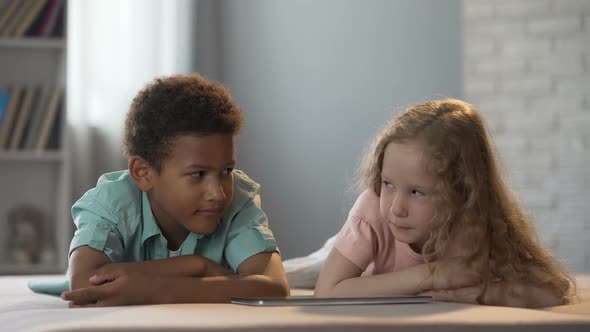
[315,98,576,308]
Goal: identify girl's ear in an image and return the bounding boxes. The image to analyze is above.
[128,156,154,192]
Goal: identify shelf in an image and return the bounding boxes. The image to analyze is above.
[0,150,64,162]
[0,38,65,49]
[0,263,63,275]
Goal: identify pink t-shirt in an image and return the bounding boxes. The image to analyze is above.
[334,189,425,276]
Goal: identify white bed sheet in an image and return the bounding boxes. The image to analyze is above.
[1,275,590,332]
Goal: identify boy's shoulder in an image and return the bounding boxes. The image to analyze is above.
[233,169,260,195]
[229,169,260,211]
[74,170,141,217]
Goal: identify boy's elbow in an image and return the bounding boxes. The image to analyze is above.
[251,274,289,298]
[271,276,290,298]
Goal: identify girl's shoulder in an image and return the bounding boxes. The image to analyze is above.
[349,189,382,225]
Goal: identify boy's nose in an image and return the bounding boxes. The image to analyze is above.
[205,180,226,201]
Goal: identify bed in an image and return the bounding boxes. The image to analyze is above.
[1,274,589,332]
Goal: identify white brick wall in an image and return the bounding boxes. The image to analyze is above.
[464,0,590,272]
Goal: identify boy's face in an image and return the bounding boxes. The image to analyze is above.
[147,134,235,241]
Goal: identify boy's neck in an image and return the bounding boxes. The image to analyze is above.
[159,224,189,251]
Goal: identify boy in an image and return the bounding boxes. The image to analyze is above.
[47,74,288,306]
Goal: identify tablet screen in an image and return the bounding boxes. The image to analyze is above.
[231,295,432,306]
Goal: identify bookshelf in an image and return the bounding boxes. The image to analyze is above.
[0,0,70,275]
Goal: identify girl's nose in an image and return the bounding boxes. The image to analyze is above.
[391,193,408,218]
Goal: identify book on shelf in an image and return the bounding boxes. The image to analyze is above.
[13,0,47,38]
[34,86,61,151]
[35,0,64,38]
[0,0,21,34]
[0,85,23,149]
[9,86,40,149]
[22,85,49,149]
[0,86,9,125]
[0,0,36,36]
[0,84,62,152]
[0,0,65,38]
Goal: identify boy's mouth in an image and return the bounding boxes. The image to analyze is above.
[196,207,223,216]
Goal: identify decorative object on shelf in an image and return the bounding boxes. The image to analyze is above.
[5,203,55,265]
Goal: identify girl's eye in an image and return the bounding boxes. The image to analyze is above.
[382,181,393,188]
[411,189,425,196]
[222,168,234,175]
[191,171,205,178]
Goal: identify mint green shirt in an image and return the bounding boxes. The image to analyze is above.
[29,169,277,295]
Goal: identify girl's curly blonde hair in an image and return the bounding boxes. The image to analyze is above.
[359,98,576,305]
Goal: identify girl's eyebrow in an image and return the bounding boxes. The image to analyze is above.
[381,174,432,190]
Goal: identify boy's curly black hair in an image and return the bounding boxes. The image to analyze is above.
[123,73,243,171]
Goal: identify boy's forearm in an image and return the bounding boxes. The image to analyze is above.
[321,263,433,297]
[118,255,230,278]
[153,274,290,304]
[69,246,113,290]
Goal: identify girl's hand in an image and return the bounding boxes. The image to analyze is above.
[432,258,481,290]
[420,285,482,304]
[480,280,564,308]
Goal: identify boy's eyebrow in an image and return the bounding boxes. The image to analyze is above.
[185,161,236,170]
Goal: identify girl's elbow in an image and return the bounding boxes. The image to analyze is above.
[314,282,336,297]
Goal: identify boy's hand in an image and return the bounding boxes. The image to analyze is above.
[432,258,481,290]
[89,262,143,285]
[62,270,162,307]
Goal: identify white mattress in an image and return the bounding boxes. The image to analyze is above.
[1,275,589,332]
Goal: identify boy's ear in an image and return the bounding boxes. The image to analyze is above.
[128,156,154,192]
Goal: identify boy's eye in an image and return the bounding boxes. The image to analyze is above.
[382,181,393,188]
[411,189,425,196]
[222,168,234,175]
[191,171,205,178]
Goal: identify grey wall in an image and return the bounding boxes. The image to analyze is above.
[197,0,462,259]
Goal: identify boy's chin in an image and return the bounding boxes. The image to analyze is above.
[186,218,220,235]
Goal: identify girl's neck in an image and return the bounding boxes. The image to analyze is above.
[409,243,423,254]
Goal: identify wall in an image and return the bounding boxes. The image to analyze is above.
[197,0,462,258]
[463,0,590,272]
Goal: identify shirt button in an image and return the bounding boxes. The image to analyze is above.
[97,224,109,230]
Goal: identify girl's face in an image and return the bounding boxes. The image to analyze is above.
[379,141,436,253]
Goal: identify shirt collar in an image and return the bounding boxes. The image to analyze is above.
[140,191,205,247]
[141,192,161,244]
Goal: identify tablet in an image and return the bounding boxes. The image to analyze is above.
[231,295,432,306]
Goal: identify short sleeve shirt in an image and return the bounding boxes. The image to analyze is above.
[69,169,278,272]
[334,189,424,276]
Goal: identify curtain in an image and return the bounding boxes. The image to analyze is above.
[67,0,197,199]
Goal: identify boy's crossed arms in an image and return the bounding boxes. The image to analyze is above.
[64,246,287,307]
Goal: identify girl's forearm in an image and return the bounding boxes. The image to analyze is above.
[319,263,433,297]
